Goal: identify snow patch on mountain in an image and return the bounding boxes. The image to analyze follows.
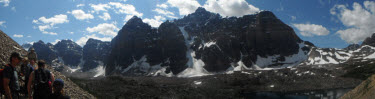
[122,55,150,73]
[255,43,308,68]
[204,41,216,48]
[93,61,105,77]
[177,27,210,77]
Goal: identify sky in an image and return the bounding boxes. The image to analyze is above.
[0,0,374,48]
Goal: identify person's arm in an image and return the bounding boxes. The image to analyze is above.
[28,72,34,99]
[51,73,55,84]
[3,78,12,99]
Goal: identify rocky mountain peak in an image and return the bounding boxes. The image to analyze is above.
[194,7,208,14]
[54,39,82,66]
[344,44,360,50]
[257,11,277,19]
[361,33,375,47]
[122,16,150,30]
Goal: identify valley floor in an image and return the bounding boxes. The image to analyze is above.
[70,64,363,99]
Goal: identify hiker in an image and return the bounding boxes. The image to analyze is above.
[20,57,34,96]
[3,52,22,99]
[27,48,37,63]
[29,59,37,70]
[27,60,54,99]
[49,79,70,99]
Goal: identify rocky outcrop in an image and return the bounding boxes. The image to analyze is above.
[344,44,360,50]
[54,40,83,67]
[106,16,188,75]
[0,30,27,66]
[361,33,375,47]
[32,40,58,64]
[341,74,375,99]
[82,38,111,72]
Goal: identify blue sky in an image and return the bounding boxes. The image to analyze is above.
[0,0,374,48]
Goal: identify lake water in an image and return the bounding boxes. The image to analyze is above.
[243,88,352,99]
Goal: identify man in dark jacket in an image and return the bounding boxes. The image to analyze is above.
[3,52,22,99]
[49,79,70,99]
[27,60,55,99]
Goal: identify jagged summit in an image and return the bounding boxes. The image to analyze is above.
[257,11,277,19]
[361,33,375,47]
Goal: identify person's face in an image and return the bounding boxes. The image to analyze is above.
[30,60,35,64]
[12,57,21,66]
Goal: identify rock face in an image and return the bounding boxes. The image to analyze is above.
[361,33,375,47]
[106,7,307,76]
[341,74,375,99]
[32,40,58,64]
[344,44,360,50]
[82,38,111,72]
[0,30,27,66]
[54,40,83,66]
[106,16,187,75]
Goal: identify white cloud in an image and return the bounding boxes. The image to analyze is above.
[37,25,58,35]
[152,8,177,19]
[32,14,67,35]
[13,34,23,38]
[167,0,201,15]
[11,6,15,12]
[38,25,51,32]
[143,16,166,27]
[109,2,143,17]
[71,10,94,20]
[99,12,111,21]
[0,21,5,27]
[157,4,168,9]
[86,23,119,37]
[76,34,111,46]
[124,15,133,22]
[291,16,296,21]
[90,3,110,12]
[0,0,10,7]
[203,0,260,17]
[330,1,375,44]
[43,32,57,35]
[51,39,61,45]
[293,23,330,37]
[77,4,85,7]
[153,8,174,16]
[27,36,31,38]
[34,14,69,26]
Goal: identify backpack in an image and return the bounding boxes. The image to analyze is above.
[0,64,9,94]
[0,69,5,94]
[34,69,52,97]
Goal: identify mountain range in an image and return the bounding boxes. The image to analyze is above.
[21,7,375,78]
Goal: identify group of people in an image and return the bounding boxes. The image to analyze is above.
[2,48,69,99]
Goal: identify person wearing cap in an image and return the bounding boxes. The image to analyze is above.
[27,48,37,62]
[20,57,34,96]
[49,79,70,99]
[28,60,54,99]
[3,52,22,99]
